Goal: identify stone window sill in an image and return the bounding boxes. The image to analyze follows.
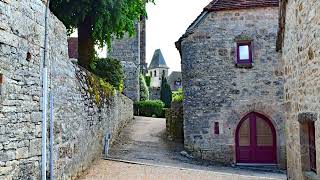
[235,63,253,69]
[303,171,319,180]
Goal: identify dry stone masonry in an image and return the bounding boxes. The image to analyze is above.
[0,0,133,179]
[279,0,320,179]
[177,3,286,168]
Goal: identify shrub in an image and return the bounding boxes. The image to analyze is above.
[145,76,151,87]
[160,75,172,108]
[134,100,165,118]
[139,74,149,101]
[90,58,124,91]
[172,89,183,103]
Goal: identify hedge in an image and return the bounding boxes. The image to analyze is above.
[134,100,165,118]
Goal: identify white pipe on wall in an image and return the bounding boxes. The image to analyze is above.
[41,68,48,180]
[41,0,50,179]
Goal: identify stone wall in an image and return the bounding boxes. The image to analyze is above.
[179,7,286,167]
[281,0,320,179]
[166,102,184,141]
[0,0,133,179]
[109,23,141,102]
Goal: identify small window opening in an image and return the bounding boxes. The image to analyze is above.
[26,52,32,61]
[150,71,152,77]
[154,70,157,77]
[236,42,253,66]
[0,73,4,95]
[214,122,220,135]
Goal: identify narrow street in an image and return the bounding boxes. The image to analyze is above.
[79,116,286,180]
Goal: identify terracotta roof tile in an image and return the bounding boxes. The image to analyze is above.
[204,0,279,12]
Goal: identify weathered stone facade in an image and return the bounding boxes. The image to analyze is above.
[0,0,133,179]
[166,102,184,141]
[177,6,286,168]
[278,0,320,179]
[109,22,144,102]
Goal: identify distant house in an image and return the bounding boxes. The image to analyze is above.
[176,0,286,168]
[168,71,182,91]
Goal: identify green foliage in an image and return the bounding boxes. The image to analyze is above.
[139,74,149,101]
[134,100,165,118]
[172,89,183,103]
[50,0,154,47]
[160,75,172,108]
[91,58,124,91]
[145,76,151,87]
[87,73,115,107]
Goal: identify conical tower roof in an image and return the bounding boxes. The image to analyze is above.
[148,49,169,70]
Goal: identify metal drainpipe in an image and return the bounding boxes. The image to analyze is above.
[41,0,50,179]
[49,92,54,180]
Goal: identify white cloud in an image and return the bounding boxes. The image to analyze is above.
[146,0,211,72]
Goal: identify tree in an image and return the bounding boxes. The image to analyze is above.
[50,0,153,69]
[139,74,149,101]
[160,74,172,108]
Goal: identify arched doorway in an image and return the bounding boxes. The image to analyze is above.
[236,112,277,164]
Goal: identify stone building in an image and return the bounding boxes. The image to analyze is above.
[108,20,146,101]
[176,0,286,168]
[277,0,320,179]
[65,20,145,102]
[168,71,182,91]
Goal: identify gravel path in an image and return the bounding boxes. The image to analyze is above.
[78,116,287,180]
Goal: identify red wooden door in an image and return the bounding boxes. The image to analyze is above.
[236,112,277,164]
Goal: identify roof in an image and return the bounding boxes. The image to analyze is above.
[204,0,279,12]
[68,37,78,59]
[168,71,182,82]
[148,49,169,70]
[176,0,279,53]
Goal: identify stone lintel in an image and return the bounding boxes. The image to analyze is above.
[298,112,318,124]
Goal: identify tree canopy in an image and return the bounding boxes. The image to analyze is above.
[50,0,151,47]
[50,0,153,68]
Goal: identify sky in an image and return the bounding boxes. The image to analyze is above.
[146,0,212,73]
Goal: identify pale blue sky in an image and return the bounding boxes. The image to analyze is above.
[146,0,212,72]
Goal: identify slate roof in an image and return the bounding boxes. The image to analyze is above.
[148,49,169,70]
[204,0,279,12]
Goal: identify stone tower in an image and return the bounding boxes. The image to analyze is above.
[148,49,169,88]
[109,18,146,101]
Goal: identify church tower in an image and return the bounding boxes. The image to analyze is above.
[148,49,169,88]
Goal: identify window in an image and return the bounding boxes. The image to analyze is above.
[150,71,152,77]
[163,70,166,76]
[309,122,317,172]
[0,73,3,95]
[237,42,252,65]
[174,79,182,86]
[214,122,220,135]
[154,70,157,77]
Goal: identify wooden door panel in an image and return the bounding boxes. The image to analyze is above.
[236,112,277,164]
